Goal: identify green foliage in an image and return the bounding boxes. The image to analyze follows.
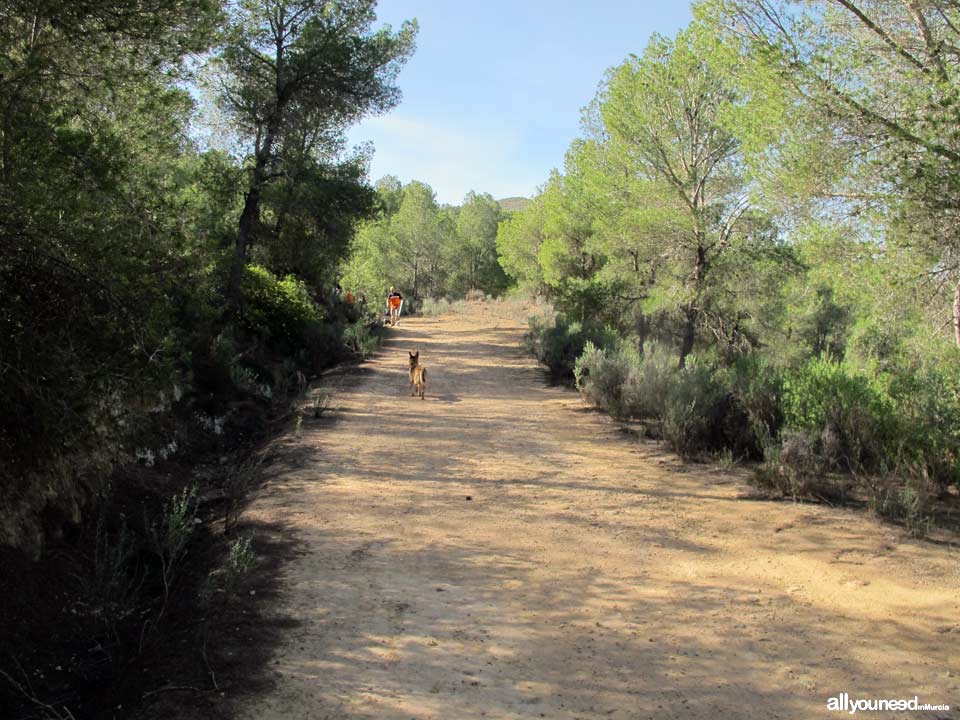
[241,265,324,351]
[867,464,937,539]
[661,366,731,460]
[221,533,256,595]
[873,362,960,485]
[0,0,421,554]
[344,180,513,301]
[450,191,509,295]
[146,485,198,611]
[525,315,614,383]
[573,343,783,459]
[550,276,616,326]
[752,431,852,503]
[257,157,378,289]
[78,509,138,634]
[209,0,417,303]
[342,318,381,359]
[312,387,336,418]
[495,3,960,534]
[420,297,453,316]
[0,0,221,552]
[538,164,599,292]
[574,342,634,418]
[782,358,893,473]
[575,341,679,422]
[622,343,679,421]
[722,354,784,449]
[496,195,546,291]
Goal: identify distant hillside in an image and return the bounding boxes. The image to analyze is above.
[497,196,531,213]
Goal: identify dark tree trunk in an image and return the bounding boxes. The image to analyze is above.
[227,124,277,313]
[635,310,647,356]
[679,242,707,368]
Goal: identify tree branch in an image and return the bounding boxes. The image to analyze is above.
[836,0,929,73]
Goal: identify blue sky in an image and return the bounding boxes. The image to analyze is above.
[346,1,693,205]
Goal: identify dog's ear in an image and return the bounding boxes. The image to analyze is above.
[409,351,415,358]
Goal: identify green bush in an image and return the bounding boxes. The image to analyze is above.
[661,365,729,459]
[866,463,936,538]
[877,363,960,487]
[751,430,852,501]
[575,341,678,421]
[420,297,452,316]
[342,318,381,359]
[221,533,256,595]
[622,342,678,420]
[525,314,613,382]
[573,342,773,459]
[575,341,633,417]
[146,485,198,615]
[782,357,893,473]
[241,264,324,350]
[723,354,785,456]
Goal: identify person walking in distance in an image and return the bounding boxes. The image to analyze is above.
[387,287,404,326]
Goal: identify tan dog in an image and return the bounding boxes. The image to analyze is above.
[408,350,427,399]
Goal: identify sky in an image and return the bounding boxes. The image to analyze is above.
[346,0,694,205]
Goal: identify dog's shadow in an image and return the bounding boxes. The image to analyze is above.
[431,393,461,404]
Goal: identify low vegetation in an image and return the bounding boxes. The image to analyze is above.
[527,312,959,536]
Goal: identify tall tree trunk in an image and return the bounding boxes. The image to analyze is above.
[227,6,287,314]
[635,309,647,356]
[227,125,277,312]
[679,243,707,368]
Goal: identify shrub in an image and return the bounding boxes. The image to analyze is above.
[751,431,852,501]
[782,357,893,473]
[242,264,324,350]
[312,387,336,418]
[525,315,613,382]
[146,485,198,616]
[575,342,634,417]
[342,318,381,359]
[420,297,452,316]
[574,341,678,420]
[776,431,828,499]
[573,342,768,459]
[877,363,960,487]
[221,533,256,595]
[76,506,138,636]
[661,365,729,459]
[865,463,936,538]
[715,447,736,471]
[621,342,678,420]
[724,354,784,451]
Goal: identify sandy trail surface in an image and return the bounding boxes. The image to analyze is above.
[239,304,958,720]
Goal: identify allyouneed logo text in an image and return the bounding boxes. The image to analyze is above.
[827,693,950,715]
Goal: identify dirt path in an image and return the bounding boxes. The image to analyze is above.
[239,304,958,720]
